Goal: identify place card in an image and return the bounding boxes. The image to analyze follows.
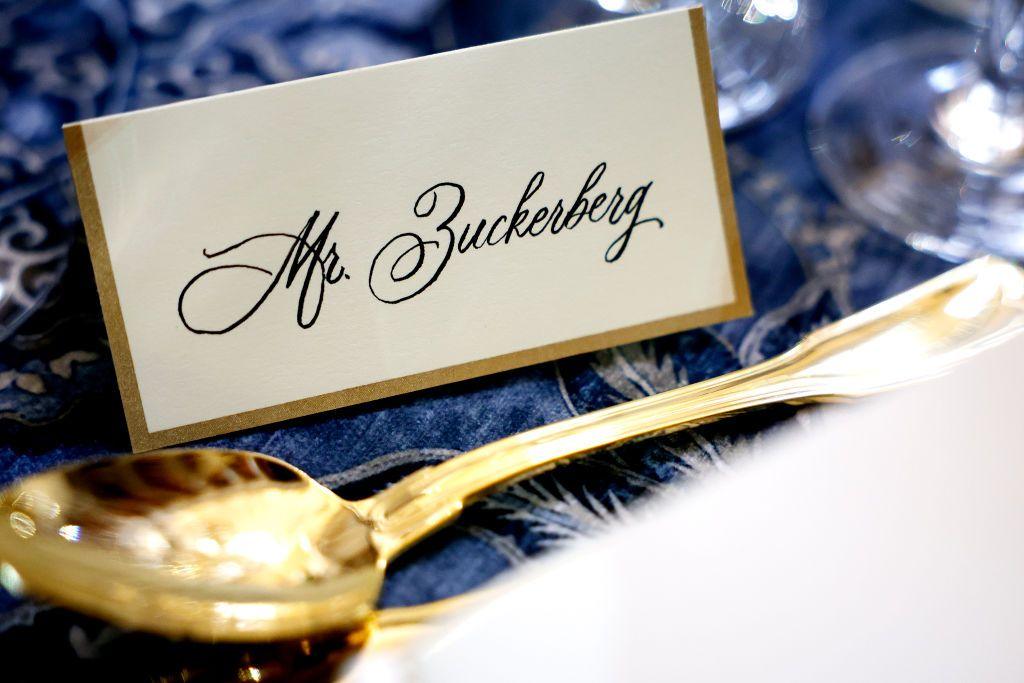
[65,7,751,452]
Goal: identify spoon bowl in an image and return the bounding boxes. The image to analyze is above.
[0,449,384,640]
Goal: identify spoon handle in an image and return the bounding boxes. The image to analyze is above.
[356,257,1024,560]
[358,345,809,559]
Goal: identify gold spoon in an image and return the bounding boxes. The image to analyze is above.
[1,256,1022,642]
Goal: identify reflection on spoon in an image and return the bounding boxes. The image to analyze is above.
[1,257,1022,642]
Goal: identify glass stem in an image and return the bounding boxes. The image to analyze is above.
[931,0,1024,167]
[984,0,1024,91]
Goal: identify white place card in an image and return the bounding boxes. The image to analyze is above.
[65,7,751,452]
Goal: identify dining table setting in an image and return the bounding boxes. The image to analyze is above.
[1,0,1022,680]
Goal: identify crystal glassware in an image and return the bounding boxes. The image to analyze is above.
[810,0,1024,261]
[595,0,820,131]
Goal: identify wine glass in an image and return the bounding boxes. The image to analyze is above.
[809,0,1024,262]
[594,1,821,131]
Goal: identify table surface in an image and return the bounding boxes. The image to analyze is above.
[0,0,965,677]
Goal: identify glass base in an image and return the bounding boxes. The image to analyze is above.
[809,32,1024,262]
[594,0,819,132]
[705,1,819,132]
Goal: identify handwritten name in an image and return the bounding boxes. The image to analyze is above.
[178,162,662,334]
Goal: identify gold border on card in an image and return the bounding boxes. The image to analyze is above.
[63,7,752,453]
[689,6,752,320]
[64,124,151,448]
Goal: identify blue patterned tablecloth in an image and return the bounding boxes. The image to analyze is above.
[0,0,963,677]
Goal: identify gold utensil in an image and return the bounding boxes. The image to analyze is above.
[1,256,1022,642]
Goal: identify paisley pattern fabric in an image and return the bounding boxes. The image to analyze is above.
[0,0,961,677]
